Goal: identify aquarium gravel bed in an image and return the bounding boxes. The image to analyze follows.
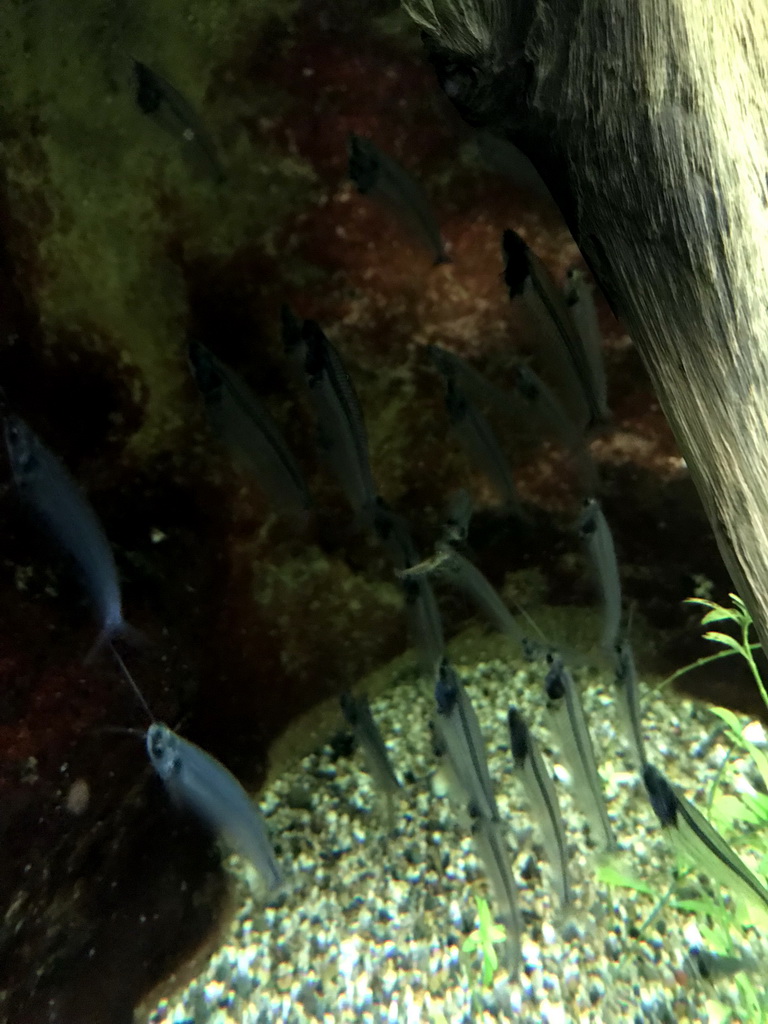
[145,648,767,1024]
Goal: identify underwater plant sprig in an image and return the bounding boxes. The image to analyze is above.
[461,895,507,987]
[621,593,768,1020]
[686,593,768,713]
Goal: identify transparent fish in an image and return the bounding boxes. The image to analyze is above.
[147,722,282,893]
[348,134,450,265]
[442,375,523,516]
[545,655,617,851]
[433,659,498,822]
[428,343,598,493]
[470,806,523,977]
[188,340,311,519]
[502,229,605,431]
[373,498,445,676]
[427,344,534,445]
[4,415,136,658]
[563,268,610,423]
[132,59,224,183]
[286,318,377,525]
[643,764,768,915]
[402,576,446,678]
[508,707,573,907]
[441,488,473,543]
[400,541,534,659]
[511,364,599,494]
[340,691,401,826]
[578,498,622,654]
[612,637,646,770]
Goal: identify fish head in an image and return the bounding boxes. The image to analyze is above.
[444,378,468,423]
[347,134,379,194]
[466,801,484,834]
[401,576,420,606]
[613,638,630,681]
[544,654,568,703]
[132,59,163,115]
[521,637,542,661]
[146,723,183,781]
[577,497,599,536]
[507,707,529,764]
[339,691,359,726]
[280,305,304,356]
[4,415,38,481]
[428,718,446,758]
[300,320,328,385]
[564,267,584,306]
[501,229,530,297]
[511,365,539,403]
[443,487,472,541]
[682,948,709,981]
[427,344,455,381]
[372,497,395,542]
[434,659,460,714]
[642,764,678,827]
[187,341,222,398]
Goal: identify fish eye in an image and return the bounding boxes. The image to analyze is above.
[149,728,169,760]
[150,734,165,758]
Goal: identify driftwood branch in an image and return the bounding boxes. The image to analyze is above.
[408,0,768,652]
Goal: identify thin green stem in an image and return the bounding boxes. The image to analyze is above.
[741,621,768,716]
[707,738,737,817]
[646,647,739,699]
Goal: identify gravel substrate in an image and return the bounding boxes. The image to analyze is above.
[144,638,768,1024]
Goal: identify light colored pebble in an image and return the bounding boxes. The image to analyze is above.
[144,650,767,1024]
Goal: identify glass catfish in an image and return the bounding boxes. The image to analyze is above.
[146,722,283,894]
[114,650,283,893]
[4,415,138,659]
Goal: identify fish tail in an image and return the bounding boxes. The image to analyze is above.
[84,620,149,666]
[384,790,397,833]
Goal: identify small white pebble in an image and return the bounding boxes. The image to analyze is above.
[744,720,767,745]
[64,778,89,815]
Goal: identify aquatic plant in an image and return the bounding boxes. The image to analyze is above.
[687,593,768,712]
[627,595,768,1021]
[651,594,763,699]
[461,895,506,988]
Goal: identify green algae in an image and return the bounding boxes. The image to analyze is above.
[0,0,316,462]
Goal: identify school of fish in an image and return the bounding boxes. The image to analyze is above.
[4,101,765,991]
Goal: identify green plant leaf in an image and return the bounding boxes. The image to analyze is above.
[711,793,763,828]
[702,608,742,625]
[673,896,725,917]
[686,597,724,612]
[703,631,746,655]
[729,592,751,619]
[710,705,745,732]
[743,791,768,822]
[481,944,498,985]
[737,743,768,795]
[596,864,655,895]
[710,707,768,793]
[476,896,494,934]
